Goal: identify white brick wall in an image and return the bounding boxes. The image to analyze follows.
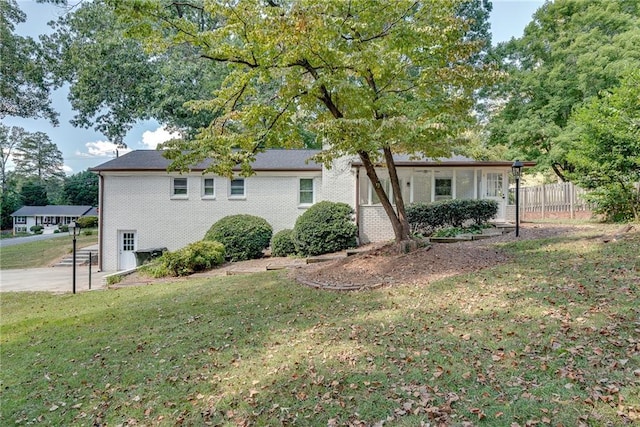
[100,172,320,271]
[358,206,396,243]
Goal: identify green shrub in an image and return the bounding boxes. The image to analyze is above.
[271,229,297,257]
[407,199,498,236]
[59,224,69,232]
[76,216,98,229]
[82,230,93,236]
[204,215,272,261]
[54,229,60,234]
[144,240,226,277]
[293,201,357,256]
[30,225,43,233]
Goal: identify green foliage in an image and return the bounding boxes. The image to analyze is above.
[204,215,272,261]
[12,131,65,184]
[432,223,491,237]
[293,201,357,256]
[19,180,48,206]
[270,229,297,258]
[0,190,21,229]
[82,229,93,236]
[58,224,69,232]
[488,0,640,181]
[0,0,58,123]
[44,1,223,140]
[29,225,43,233]
[64,170,98,206]
[407,199,499,235]
[75,216,98,229]
[110,0,494,242]
[567,70,640,222]
[145,241,226,277]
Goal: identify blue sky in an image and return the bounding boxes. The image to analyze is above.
[5,0,545,175]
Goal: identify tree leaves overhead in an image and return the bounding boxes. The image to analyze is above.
[0,0,58,123]
[107,0,495,243]
[43,0,225,141]
[487,0,640,181]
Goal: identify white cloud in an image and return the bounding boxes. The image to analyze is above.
[140,126,181,149]
[62,164,73,175]
[79,140,132,158]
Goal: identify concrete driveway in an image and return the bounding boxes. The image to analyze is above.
[0,266,109,293]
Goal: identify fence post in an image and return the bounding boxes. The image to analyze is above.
[570,182,575,219]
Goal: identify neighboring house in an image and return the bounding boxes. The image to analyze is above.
[10,205,96,235]
[91,149,527,272]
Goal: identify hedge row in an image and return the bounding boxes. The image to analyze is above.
[406,199,499,236]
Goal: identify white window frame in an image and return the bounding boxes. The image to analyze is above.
[298,178,315,206]
[229,178,246,199]
[15,216,26,224]
[202,177,215,199]
[171,177,188,199]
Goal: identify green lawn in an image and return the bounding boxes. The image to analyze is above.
[0,233,98,269]
[1,226,639,426]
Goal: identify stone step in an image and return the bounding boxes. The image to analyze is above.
[53,250,98,267]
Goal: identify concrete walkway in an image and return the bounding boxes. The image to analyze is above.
[0,265,108,293]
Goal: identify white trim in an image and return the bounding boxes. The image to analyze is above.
[228,177,246,199]
[298,177,315,207]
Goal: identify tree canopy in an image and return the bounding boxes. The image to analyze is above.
[567,69,640,222]
[63,169,98,206]
[108,0,495,242]
[43,0,225,142]
[0,0,58,123]
[487,0,640,181]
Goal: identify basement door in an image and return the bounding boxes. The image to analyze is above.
[118,230,137,271]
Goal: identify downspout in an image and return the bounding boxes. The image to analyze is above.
[98,172,104,272]
[355,167,361,244]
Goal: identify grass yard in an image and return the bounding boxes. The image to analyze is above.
[0,233,98,269]
[1,226,639,426]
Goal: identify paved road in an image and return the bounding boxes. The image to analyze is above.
[0,232,72,248]
[0,266,108,293]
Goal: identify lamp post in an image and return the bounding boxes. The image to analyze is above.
[69,221,79,294]
[511,160,524,237]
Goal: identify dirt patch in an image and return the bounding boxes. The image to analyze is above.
[292,223,600,290]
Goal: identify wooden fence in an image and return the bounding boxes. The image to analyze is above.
[517,182,592,220]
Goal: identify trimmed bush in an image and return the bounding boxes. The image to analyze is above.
[204,214,272,261]
[407,199,499,236]
[58,224,69,232]
[30,225,43,233]
[76,216,98,229]
[293,201,357,256]
[144,240,226,277]
[271,229,296,257]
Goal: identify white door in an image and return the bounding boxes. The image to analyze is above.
[485,172,506,221]
[118,230,137,270]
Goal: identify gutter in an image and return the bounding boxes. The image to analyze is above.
[355,167,361,244]
[97,172,104,272]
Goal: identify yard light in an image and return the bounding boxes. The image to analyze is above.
[69,221,79,294]
[511,160,524,237]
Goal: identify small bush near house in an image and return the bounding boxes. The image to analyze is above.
[53,229,60,234]
[407,199,498,236]
[82,230,93,236]
[293,201,357,256]
[75,216,98,229]
[58,224,69,232]
[30,225,43,234]
[204,215,272,261]
[271,229,297,257]
[143,241,226,277]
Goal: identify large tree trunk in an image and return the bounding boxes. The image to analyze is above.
[383,147,411,240]
[358,150,411,243]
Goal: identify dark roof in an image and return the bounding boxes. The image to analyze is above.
[352,154,536,168]
[11,205,94,217]
[91,149,535,173]
[91,149,323,172]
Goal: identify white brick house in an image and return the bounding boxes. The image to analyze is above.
[92,149,521,271]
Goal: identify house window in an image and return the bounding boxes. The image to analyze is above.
[202,178,215,198]
[299,178,314,205]
[371,178,391,205]
[230,178,245,197]
[172,177,188,197]
[15,216,26,224]
[435,178,452,200]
